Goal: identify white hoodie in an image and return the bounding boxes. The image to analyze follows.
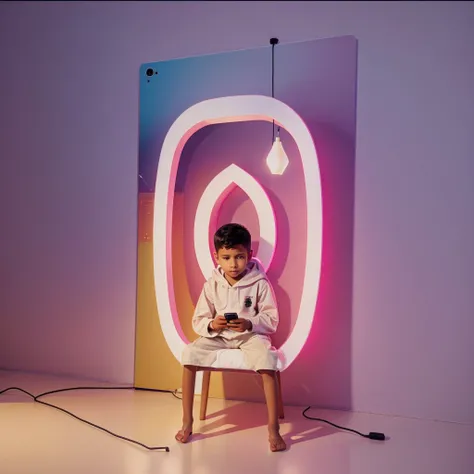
[192,259,279,339]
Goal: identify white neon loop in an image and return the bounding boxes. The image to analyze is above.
[194,164,276,280]
[153,95,322,370]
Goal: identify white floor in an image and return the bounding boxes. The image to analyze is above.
[0,370,473,474]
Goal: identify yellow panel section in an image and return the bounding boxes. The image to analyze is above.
[134,241,182,391]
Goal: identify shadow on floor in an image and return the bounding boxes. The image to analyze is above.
[188,402,340,449]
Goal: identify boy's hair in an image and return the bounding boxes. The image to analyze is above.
[214,223,251,253]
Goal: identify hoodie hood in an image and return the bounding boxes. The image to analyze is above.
[212,258,268,288]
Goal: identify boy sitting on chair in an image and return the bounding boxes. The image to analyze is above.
[175,223,286,452]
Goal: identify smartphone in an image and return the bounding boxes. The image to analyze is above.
[224,312,238,323]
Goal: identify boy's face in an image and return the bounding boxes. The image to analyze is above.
[214,245,253,282]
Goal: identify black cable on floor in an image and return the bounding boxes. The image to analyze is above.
[1,385,385,447]
[302,406,386,441]
[0,386,172,451]
[135,386,182,400]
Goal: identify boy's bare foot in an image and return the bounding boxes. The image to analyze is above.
[175,422,193,443]
[268,426,286,452]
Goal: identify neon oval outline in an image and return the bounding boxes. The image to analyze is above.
[153,95,322,371]
[194,163,276,280]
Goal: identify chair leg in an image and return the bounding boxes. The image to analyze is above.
[276,371,284,419]
[199,370,211,421]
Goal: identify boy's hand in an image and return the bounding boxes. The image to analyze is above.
[210,315,228,331]
[227,318,252,332]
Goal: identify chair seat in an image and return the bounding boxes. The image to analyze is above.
[209,349,284,371]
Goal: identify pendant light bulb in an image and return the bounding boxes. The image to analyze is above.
[266,136,289,175]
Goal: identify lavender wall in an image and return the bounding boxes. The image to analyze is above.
[0,2,472,423]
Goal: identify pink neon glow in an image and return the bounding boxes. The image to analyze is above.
[154,95,323,371]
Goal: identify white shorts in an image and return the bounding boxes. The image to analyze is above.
[181,333,278,372]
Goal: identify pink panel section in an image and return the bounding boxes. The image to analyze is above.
[177,121,307,350]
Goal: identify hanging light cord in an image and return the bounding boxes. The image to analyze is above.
[270,37,279,142]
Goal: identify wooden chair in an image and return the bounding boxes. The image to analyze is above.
[198,348,285,420]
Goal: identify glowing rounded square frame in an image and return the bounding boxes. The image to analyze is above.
[153,95,322,370]
[194,163,276,280]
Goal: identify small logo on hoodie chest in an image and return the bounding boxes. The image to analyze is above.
[244,296,253,308]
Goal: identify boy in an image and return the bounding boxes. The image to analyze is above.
[175,223,286,452]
